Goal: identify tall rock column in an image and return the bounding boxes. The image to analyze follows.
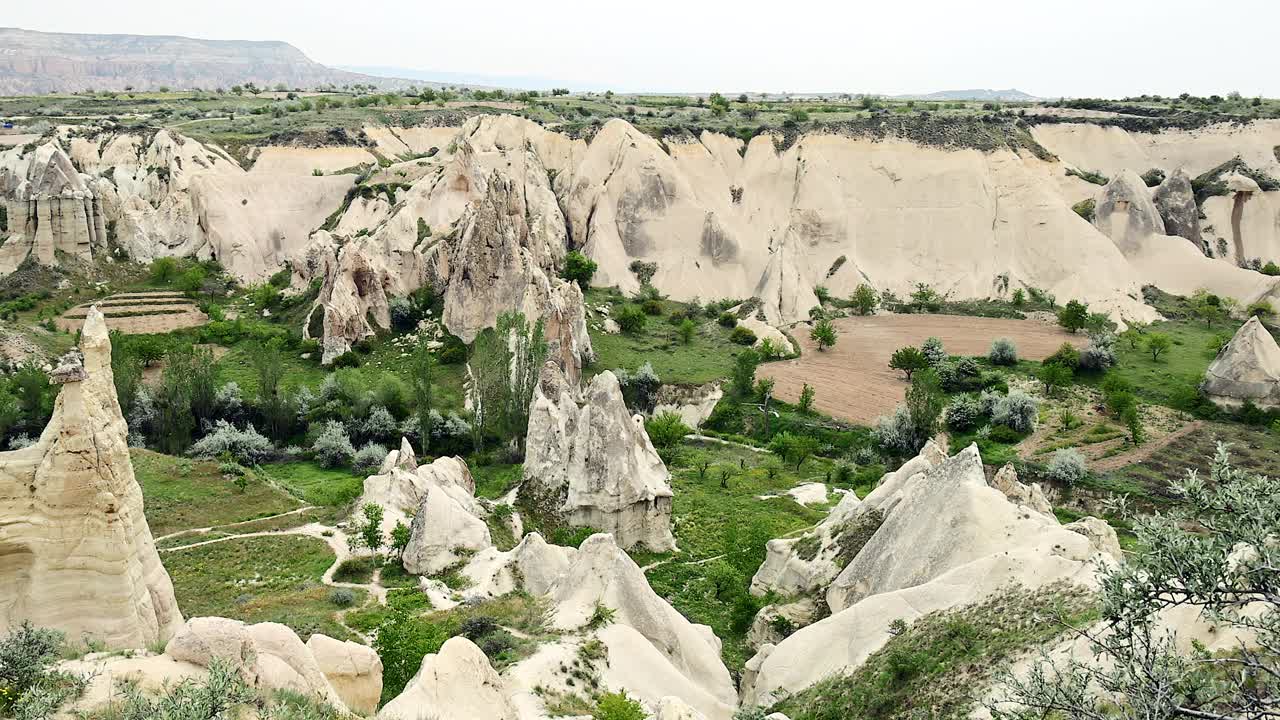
[0,307,183,649]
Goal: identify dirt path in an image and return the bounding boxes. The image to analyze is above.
[760,314,1087,425]
[1090,420,1205,472]
[154,505,317,543]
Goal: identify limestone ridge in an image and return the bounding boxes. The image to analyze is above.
[1201,315,1280,410]
[0,306,183,649]
[522,361,676,552]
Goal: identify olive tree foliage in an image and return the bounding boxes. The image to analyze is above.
[992,444,1278,720]
[468,312,547,458]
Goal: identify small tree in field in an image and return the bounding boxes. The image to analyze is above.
[1057,299,1089,333]
[1146,332,1171,361]
[678,318,696,344]
[889,346,928,381]
[353,503,385,553]
[798,383,815,413]
[811,318,837,350]
[851,283,879,315]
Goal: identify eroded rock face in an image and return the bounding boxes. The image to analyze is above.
[741,443,1113,708]
[402,482,493,576]
[1201,315,1280,410]
[306,634,384,716]
[0,307,182,649]
[356,452,480,538]
[523,362,675,552]
[165,617,357,712]
[549,534,738,715]
[1094,169,1167,253]
[377,636,518,720]
[1152,167,1202,246]
[0,140,103,271]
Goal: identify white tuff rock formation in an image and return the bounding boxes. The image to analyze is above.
[378,636,518,720]
[741,443,1120,707]
[523,361,675,551]
[1201,315,1280,410]
[0,307,182,649]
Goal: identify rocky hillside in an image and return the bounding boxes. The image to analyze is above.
[0,27,405,93]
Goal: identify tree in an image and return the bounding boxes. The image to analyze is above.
[798,383,815,413]
[904,369,944,445]
[1037,362,1073,397]
[109,330,143,418]
[645,412,691,449]
[595,691,647,720]
[154,347,196,454]
[1146,332,1171,361]
[561,251,597,289]
[1057,299,1089,333]
[409,336,434,454]
[352,503,385,552]
[678,318,696,344]
[468,312,547,458]
[769,431,819,471]
[889,346,928,381]
[992,444,1278,720]
[851,283,879,315]
[909,283,943,313]
[251,338,290,441]
[810,318,837,351]
[149,257,179,284]
[731,349,760,398]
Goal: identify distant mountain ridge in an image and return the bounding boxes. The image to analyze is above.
[0,27,417,94]
[892,88,1042,102]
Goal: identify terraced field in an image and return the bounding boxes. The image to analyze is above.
[58,290,208,333]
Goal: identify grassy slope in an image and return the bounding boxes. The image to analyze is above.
[164,534,358,642]
[258,461,365,508]
[133,449,301,537]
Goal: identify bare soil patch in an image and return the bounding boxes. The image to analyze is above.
[759,314,1087,425]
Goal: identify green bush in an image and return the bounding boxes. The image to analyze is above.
[641,298,664,316]
[594,692,647,720]
[718,312,738,328]
[730,325,758,345]
[646,412,692,448]
[616,305,646,334]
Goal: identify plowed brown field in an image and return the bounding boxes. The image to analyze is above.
[759,314,1088,425]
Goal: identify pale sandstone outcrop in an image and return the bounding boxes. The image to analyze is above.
[652,383,723,429]
[750,441,946,598]
[0,307,181,649]
[826,444,1096,613]
[306,633,384,716]
[460,532,576,601]
[165,617,353,712]
[742,443,1114,707]
[549,534,738,717]
[377,636,518,720]
[402,481,493,576]
[746,599,817,650]
[523,362,675,551]
[355,453,479,538]
[990,462,1054,517]
[1201,315,1280,410]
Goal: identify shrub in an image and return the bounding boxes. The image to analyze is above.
[330,588,356,608]
[641,298,664,316]
[313,420,356,468]
[189,421,274,464]
[1140,168,1166,187]
[1046,448,1088,486]
[678,318,696,344]
[921,336,947,366]
[616,305,646,334]
[718,311,738,328]
[1247,300,1274,319]
[730,325,758,345]
[595,691,647,720]
[0,623,63,697]
[992,390,1039,433]
[645,412,691,448]
[353,442,389,474]
[561,250,598,289]
[361,405,398,443]
[615,362,662,414]
[1045,342,1081,370]
[872,405,922,456]
[988,338,1017,366]
[945,395,983,431]
[149,257,179,284]
[1078,333,1117,371]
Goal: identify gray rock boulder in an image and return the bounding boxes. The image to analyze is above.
[1201,316,1280,410]
[1152,167,1202,245]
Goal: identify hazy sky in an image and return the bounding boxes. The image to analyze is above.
[8,0,1280,97]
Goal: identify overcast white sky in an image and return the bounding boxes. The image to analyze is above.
[7,0,1280,97]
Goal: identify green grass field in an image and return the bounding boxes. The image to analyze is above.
[133,450,301,537]
[164,534,357,642]
[258,461,365,508]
